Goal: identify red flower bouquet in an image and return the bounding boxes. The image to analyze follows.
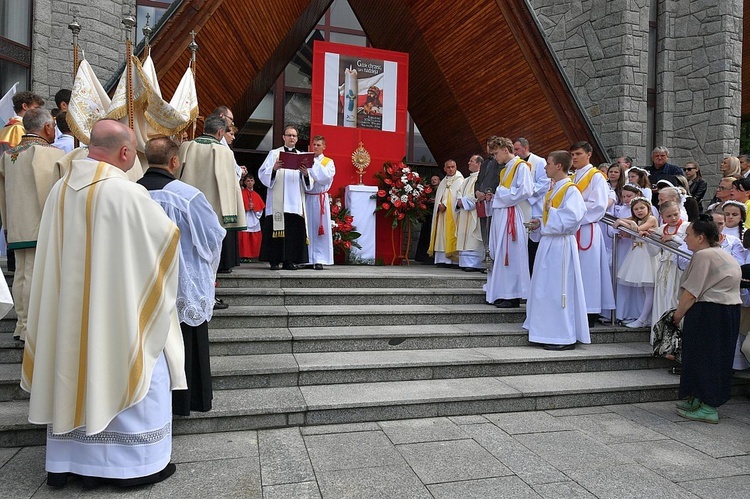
[374,161,432,228]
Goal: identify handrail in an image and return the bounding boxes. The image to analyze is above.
[600,213,692,260]
[599,213,691,326]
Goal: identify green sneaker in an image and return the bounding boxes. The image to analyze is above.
[677,403,719,424]
[675,397,700,411]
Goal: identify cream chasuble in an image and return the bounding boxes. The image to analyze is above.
[21,159,187,435]
[455,171,483,253]
[178,137,247,230]
[428,172,464,259]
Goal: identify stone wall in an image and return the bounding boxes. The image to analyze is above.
[529,0,742,185]
[529,0,651,164]
[657,0,742,188]
[31,0,131,105]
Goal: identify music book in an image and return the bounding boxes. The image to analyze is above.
[279,151,315,169]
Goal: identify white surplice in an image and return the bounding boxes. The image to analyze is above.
[258,147,312,216]
[573,164,616,313]
[486,156,533,302]
[429,172,464,263]
[524,179,590,345]
[305,154,336,265]
[455,171,483,268]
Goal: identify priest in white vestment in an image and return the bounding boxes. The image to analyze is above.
[570,141,616,327]
[455,155,484,271]
[305,135,336,268]
[428,160,464,266]
[258,125,313,270]
[139,137,226,416]
[21,120,186,489]
[0,109,64,341]
[485,137,533,308]
[524,150,590,349]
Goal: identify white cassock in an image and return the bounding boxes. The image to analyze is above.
[525,152,550,221]
[486,156,533,303]
[258,147,310,217]
[305,154,336,265]
[525,179,590,345]
[647,222,688,340]
[428,172,464,264]
[573,164,616,314]
[455,171,484,268]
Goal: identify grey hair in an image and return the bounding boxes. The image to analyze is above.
[204,114,227,135]
[515,137,530,148]
[652,146,669,156]
[22,108,54,133]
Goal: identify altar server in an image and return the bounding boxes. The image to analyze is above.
[570,141,616,326]
[305,135,336,269]
[428,159,464,266]
[485,136,533,308]
[525,150,589,349]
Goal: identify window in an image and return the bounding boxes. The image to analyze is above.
[136,0,177,44]
[0,0,32,92]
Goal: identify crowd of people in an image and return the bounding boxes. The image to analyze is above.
[423,138,749,424]
[0,88,345,488]
[0,86,748,490]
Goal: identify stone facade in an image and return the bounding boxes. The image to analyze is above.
[31,0,131,104]
[530,0,651,165]
[529,0,742,187]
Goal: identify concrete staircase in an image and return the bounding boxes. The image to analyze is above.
[1,264,748,447]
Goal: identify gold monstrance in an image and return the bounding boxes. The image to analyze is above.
[351,142,371,185]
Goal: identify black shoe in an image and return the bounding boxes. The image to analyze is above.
[213,298,229,310]
[217,268,233,274]
[47,472,70,488]
[282,262,299,270]
[495,299,520,309]
[462,267,483,273]
[668,367,682,375]
[543,343,576,351]
[436,263,451,268]
[313,263,324,270]
[587,314,598,328]
[112,463,177,488]
[269,263,280,270]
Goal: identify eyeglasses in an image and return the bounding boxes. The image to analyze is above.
[717,186,730,191]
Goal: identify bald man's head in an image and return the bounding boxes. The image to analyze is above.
[88,119,137,172]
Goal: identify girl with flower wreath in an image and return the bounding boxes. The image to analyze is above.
[614,196,658,329]
[647,200,689,340]
[721,200,745,241]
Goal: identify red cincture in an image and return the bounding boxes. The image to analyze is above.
[576,223,594,251]
[504,206,517,266]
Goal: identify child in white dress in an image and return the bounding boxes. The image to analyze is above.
[610,185,644,323]
[647,201,688,341]
[614,196,658,329]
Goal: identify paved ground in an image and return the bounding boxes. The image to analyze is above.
[1,398,749,498]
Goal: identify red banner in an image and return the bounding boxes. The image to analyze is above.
[310,41,409,264]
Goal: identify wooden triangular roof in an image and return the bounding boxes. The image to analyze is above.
[149,0,606,163]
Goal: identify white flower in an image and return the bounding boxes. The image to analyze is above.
[404,184,413,193]
[391,195,398,202]
[403,167,411,173]
[401,175,408,183]
[401,195,408,203]
[417,184,424,191]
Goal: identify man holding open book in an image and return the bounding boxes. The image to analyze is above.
[258,124,314,270]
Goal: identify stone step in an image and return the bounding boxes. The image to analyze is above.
[0,324,649,363]
[215,287,488,306]
[0,344,672,399]
[207,304,525,329]
[215,267,486,289]
[3,369,748,447]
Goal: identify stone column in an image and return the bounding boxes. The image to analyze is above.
[656,0,742,186]
[529,0,651,164]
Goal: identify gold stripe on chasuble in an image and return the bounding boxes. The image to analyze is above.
[73,161,107,428]
[126,225,180,406]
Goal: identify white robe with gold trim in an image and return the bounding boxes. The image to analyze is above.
[305,154,336,265]
[428,173,464,263]
[21,159,186,437]
[455,171,483,267]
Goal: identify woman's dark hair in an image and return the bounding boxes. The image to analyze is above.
[684,197,700,222]
[691,213,720,247]
[607,164,624,203]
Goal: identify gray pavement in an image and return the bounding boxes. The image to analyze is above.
[1,398,749,498]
